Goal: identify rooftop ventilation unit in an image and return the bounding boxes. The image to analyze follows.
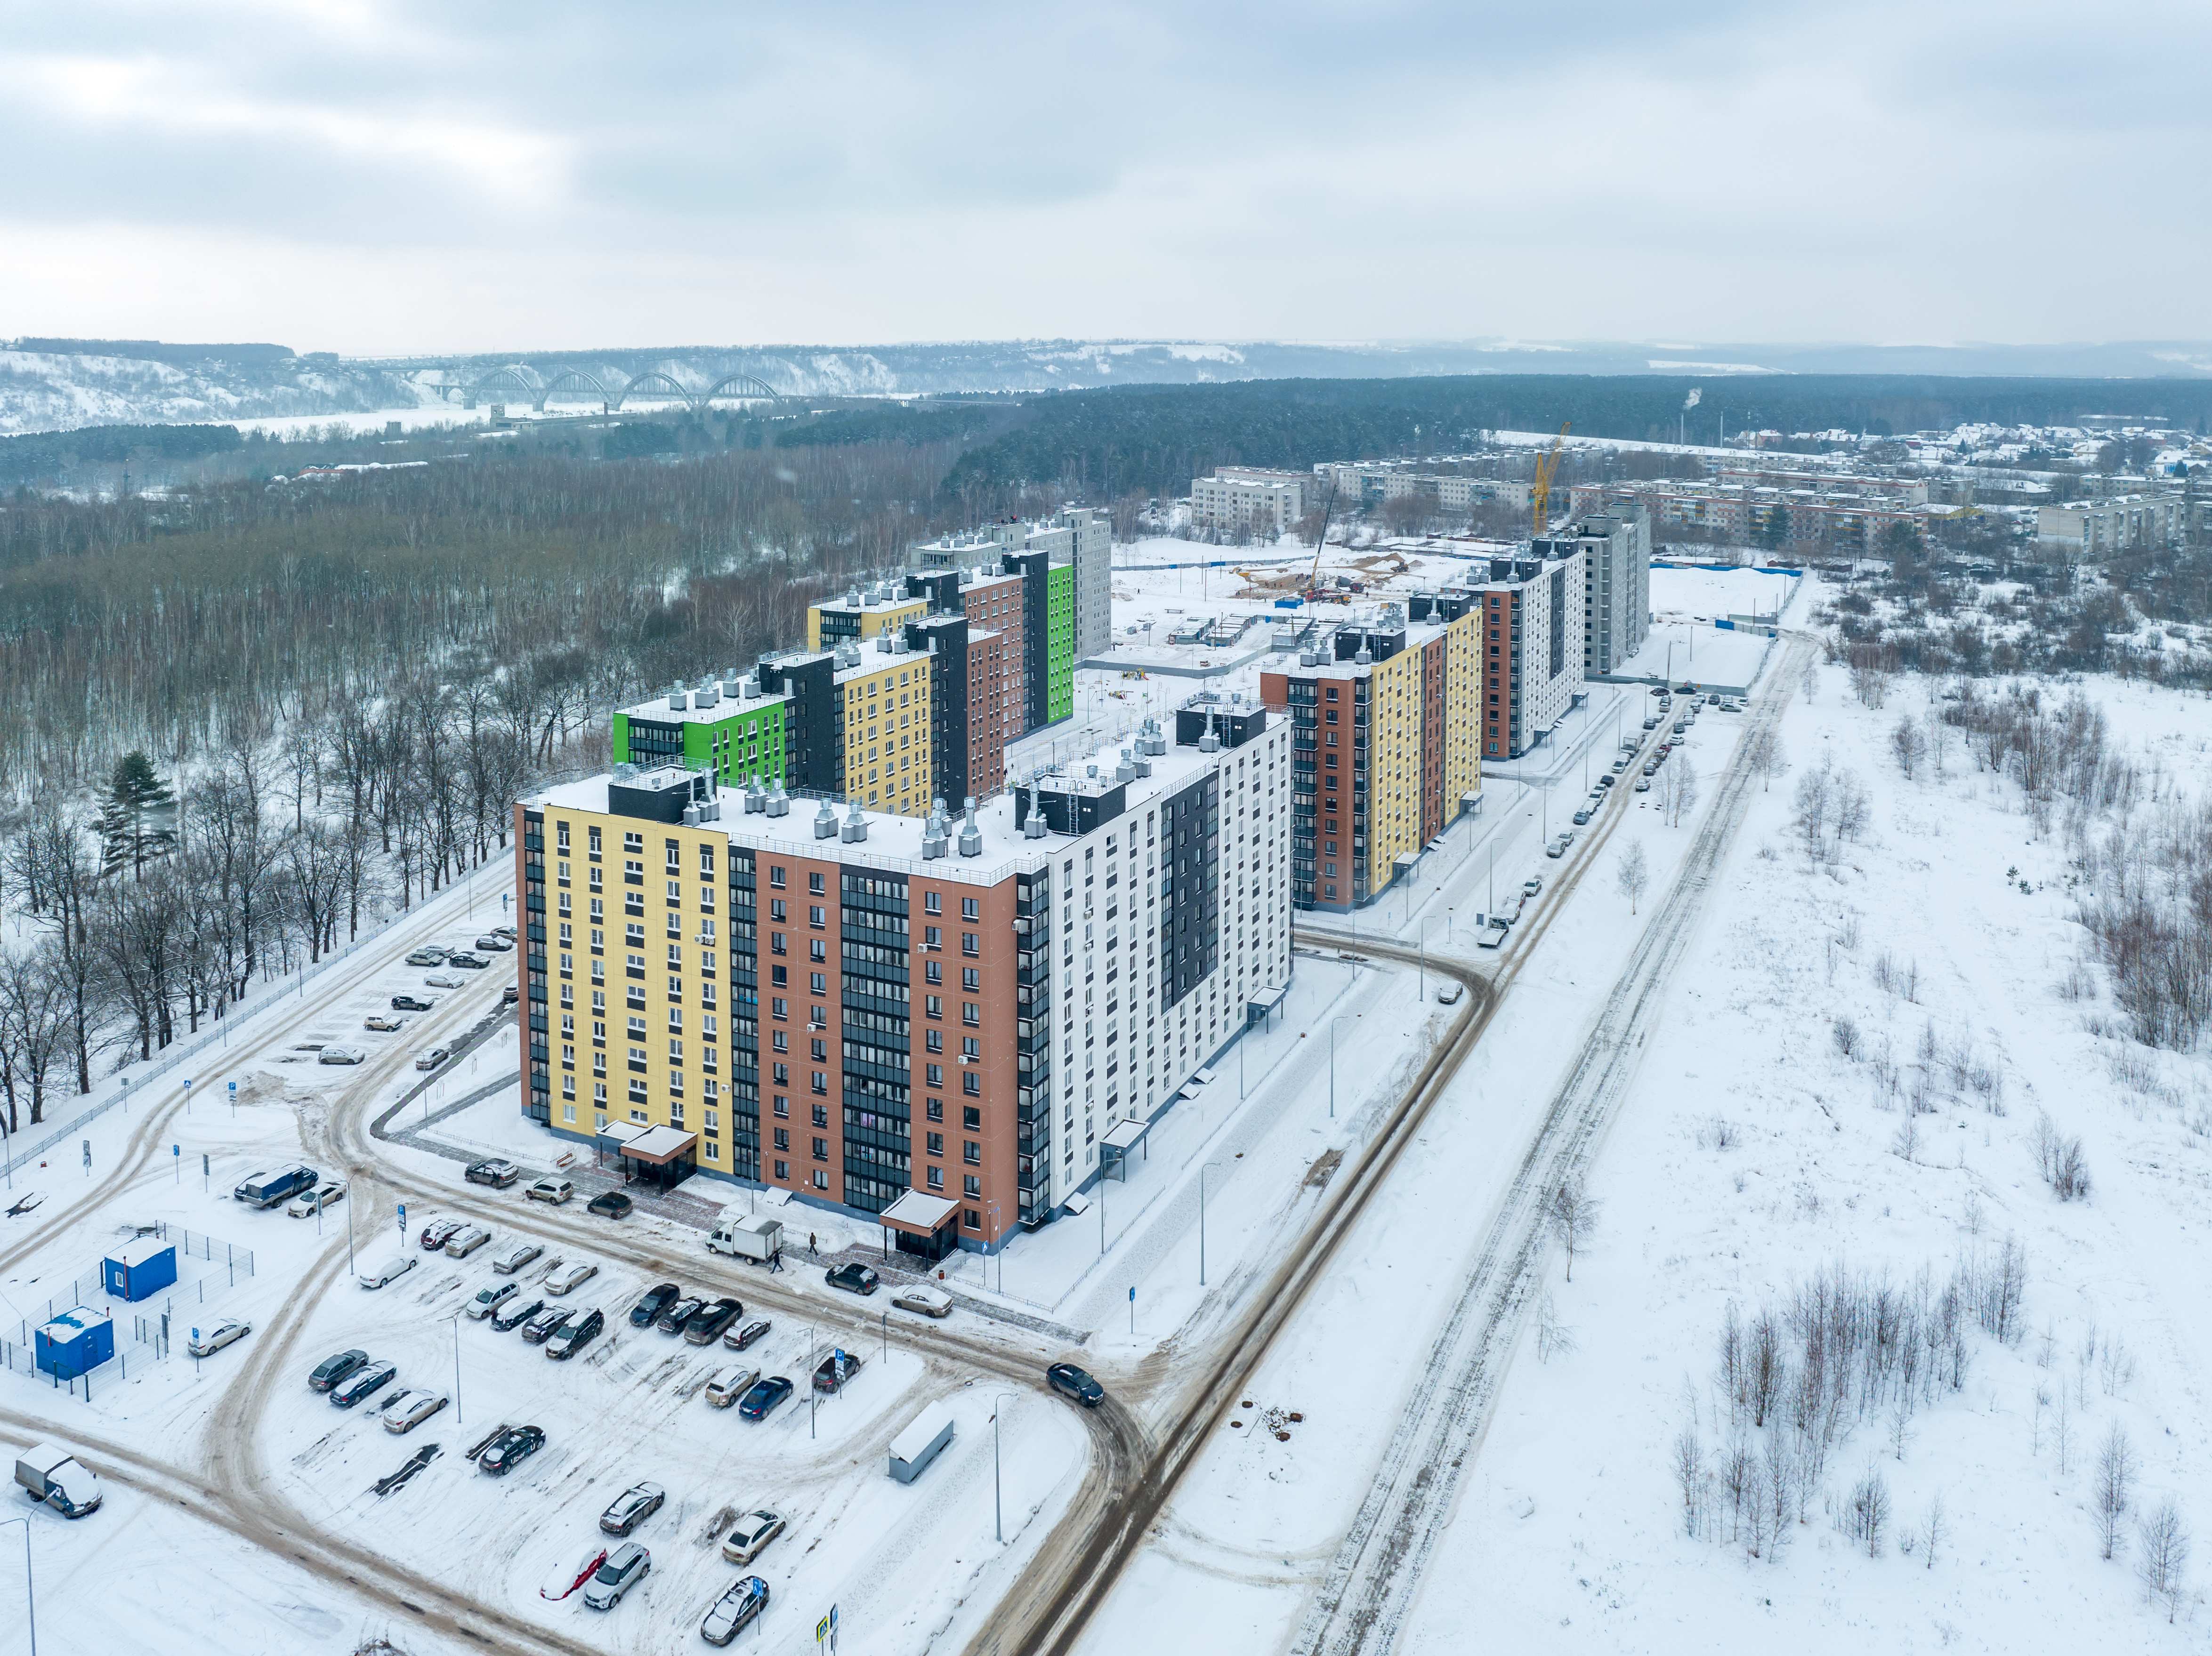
[681,804,701,827]
[958,796,983,858]
[612,762,638,782]
[1354,644,1373,666]
[1116,748,1137,784]
[920,801,949,859]
[723,671,744,699]
[764,781,790,818]
[1138,719,1167,758]
[813,798,839,839]
[745,779,767,814]
[667,686,687,711]
[1198,715,1221,754]
[694,681,719,708]
[840,801,868,843]
[1023,780,1049,839]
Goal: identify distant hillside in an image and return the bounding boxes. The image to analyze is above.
[4,336,2211,436]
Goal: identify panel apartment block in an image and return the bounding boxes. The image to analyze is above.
[519,702,1291,1253]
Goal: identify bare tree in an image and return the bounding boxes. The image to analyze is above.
[0,944,74,1129]
[1657,759,1701,829]
[2139,1499,2189,1622]
[1547,1178,1602,1283]
[1616,842,1649,915]
[1890,714,1927,780]
[1671,1425,1703,1537]
[2095,1423,2138,1561]
[1747,726,1788,792]
[1923,1490,1946,1569]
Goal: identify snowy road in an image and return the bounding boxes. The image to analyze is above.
[1290,635,1814,1656]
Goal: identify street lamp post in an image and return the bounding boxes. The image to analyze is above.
[448,1308,464,1426]
[0,1516,32,1656]
[991,1391,1017,1543]
[1198,1160,1226,1286]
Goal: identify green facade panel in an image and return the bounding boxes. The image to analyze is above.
[1046,562,1075,725]
[613,701,790,786]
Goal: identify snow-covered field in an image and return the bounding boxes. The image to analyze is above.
[1397,652,2212,1652]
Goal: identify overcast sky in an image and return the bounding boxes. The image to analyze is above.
[3,0,2208,355]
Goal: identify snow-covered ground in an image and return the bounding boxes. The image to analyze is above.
[1390,652,2212,1652]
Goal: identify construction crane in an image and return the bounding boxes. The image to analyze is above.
[1305,479,1340,600]
[1531,421,1571,536]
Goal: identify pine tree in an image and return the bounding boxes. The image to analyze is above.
[96,751,177,879]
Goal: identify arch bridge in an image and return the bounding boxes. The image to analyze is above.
[450,363,784,414]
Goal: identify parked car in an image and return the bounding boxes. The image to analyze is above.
[545,1307,605,1360]
[598,1482,665,1536]
[704,1366,760,1408]
[1522,877,1543,898]
[587,1190,632,1219]
[363,1014,405,1033]
[684,1297,743,1346]
[357,1253,417,1289]
[405,946,447,967]
[1671,721,1687,735]
[478,1423,545,1475]
[1707,692,1721,705]
[381,1389,450,1434]
[1545,839,1568,859]
[467,1158,521,1188]
[891,1285,953,1319]
[1437,982,1464,1005]
[492,1295,544,1332]
[444,1225,492,1259]
[391,994,434,1013]
[824,1263,879,1297]
[491,1240,541,1275]
[475,934,514,952]
[1572,808,1592,826]
[700,1575,771,1644]
[501,983,518,1005]
[812,1350,863,1393]
[630,1282,682,1327]
[520,1305,574,1345]
[317,1045,366,1066]
[724,1318,771,1352]
[1596,774,1615,789]
[582,1541,649,1610]
[414,1047,450,1071]
[330,1359,398,1409]
[1635,778,1652,792]
[424,973,463,990]
[544,1260,597,1294]
[1476,924,1507,951]
[526,1177,573,1205]
[737,1375,794,1420]
[309,1348,367,1392]
[419,1218,463,1251]
[468,1280,519,1320]
[719,1510,785,1566]
[1642,716,1660,730]
[447,951,489,971]
[492,925,517,941]
[1047,1361,1106,1408]
[287,1181,346,1217]
[187,1318,250,1358]
[656,1295,704,1334]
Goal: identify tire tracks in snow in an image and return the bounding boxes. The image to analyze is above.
[1289,638,1814,1656]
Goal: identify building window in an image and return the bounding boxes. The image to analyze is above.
[926,1165,945,1190]
[774,1159,789,1181]
[963,1174,981,1198]
[964,1207,982,1230]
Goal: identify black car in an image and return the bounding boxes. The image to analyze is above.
[447,951,489,970]
[597,1481,666,1537]
[824,1263,879,1297]
[546,1307,605,1359]
[725,1318,771,1351]
[492,1295,544,1332]
[1046,1361,1106,1409]
[330,1359,398,1409]
[684,1297,743,1346]
[812,1349,863,1393]
[737,1375,793,1420]
[587,1189,632,1219]
[656,1295,704,1334]
[391,994,434,1013]
[466,1158,520,1188]
[479,1423,545,1475]
[520,1306,575,1345]
[630,1282,682,1328]
[309,1348,369,1393]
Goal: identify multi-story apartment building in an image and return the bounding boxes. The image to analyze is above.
[1472,551,1585,761]
[515,701,1292,1252]
[1261,601,1483,911]
[2036,493,2186,557]
[1534,507,1650,676]
[1566,477,1929,555]
[911,506,1111,663]
[613,557,1072,813]
[1190,469,1308,538]
[1312,460,1532,513]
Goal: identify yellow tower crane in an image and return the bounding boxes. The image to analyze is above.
[1531,421,1572,536]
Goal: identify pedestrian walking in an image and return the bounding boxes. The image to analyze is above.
[808,1231,817,1256]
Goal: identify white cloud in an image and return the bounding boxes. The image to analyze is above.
[0,0,2205,350]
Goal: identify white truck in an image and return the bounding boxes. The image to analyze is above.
[707,1214,783,1263]
[16,1444,101,1518]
